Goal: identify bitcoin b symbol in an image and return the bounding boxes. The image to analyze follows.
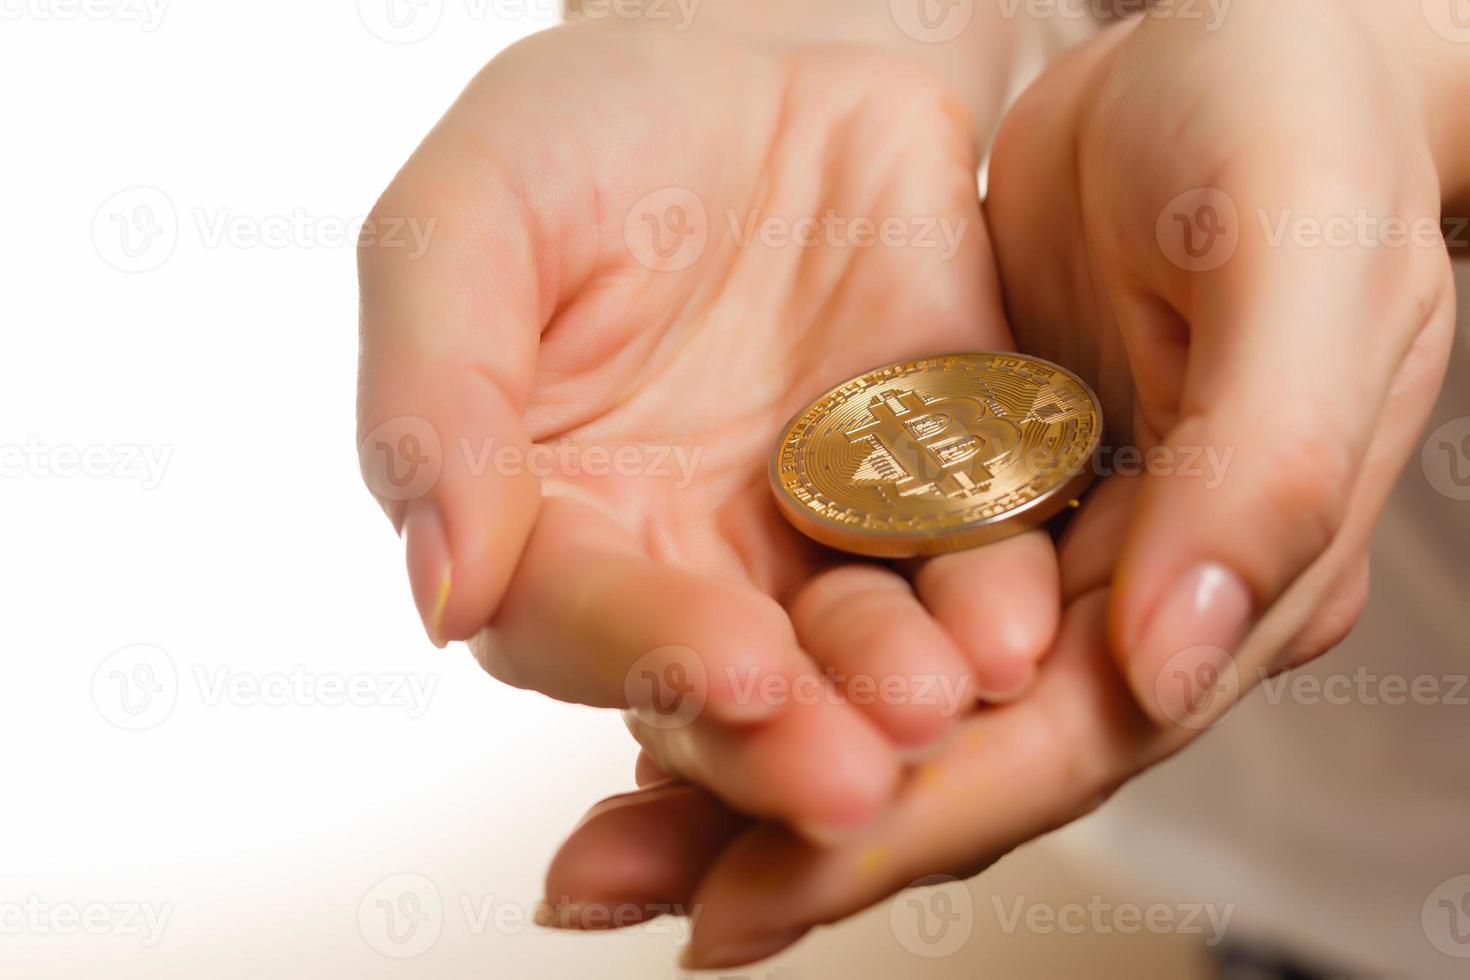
[846,390,1020,499]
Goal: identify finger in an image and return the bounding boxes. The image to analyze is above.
[356,133,563,646]
[913,531,1060,700]
[1110,166,1452,725]
[624,683,903,845]
[540,782,748,930]
[482,490,903,837]
[1252,293,1456,674]
[561,485,1147,946]
[634,750,669,788]
[787,564,974,748]
[679,591,1175,970]
[474,495,806,725]
[1278,554,1371,668]
[984,18,1140,428]
[1056,475,1141,602]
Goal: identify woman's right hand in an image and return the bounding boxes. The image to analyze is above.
[356,11,1061,842]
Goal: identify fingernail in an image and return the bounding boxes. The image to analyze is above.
[974,657,1037,703]
[705,662,787,725]
[533,901,590,930]
[536,899,665,931]
[1133,562,1252,726]
[681,927,808,970]
[403,499,451,648]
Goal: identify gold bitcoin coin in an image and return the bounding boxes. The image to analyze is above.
[770,352,1102,557]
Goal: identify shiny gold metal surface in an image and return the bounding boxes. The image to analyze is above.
[770,352,1102,557]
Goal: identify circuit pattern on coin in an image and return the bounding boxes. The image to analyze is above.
[770,352,1101,557]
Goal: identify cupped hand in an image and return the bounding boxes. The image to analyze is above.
[356,17,1061,842]
[988,0,1455,717]
[541,2,1460,966]
[545,473,1176,968]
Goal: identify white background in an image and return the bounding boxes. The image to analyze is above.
[0,2,675,975]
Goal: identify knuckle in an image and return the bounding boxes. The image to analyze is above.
[1251,429,1353,555]
[1285,560,1371,666]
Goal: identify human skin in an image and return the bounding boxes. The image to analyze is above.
[356,3,1071,842]
[542,0,1462,968]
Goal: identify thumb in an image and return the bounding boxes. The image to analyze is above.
[1109,180,1446,727]
[356,164,553,646]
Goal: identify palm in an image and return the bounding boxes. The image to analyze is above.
[509,27,1007,598]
